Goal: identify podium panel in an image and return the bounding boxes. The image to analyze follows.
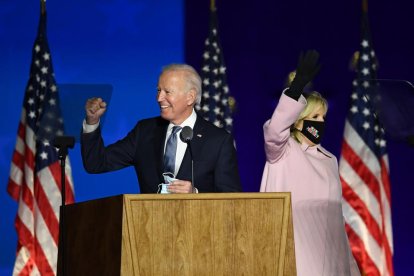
[59,193,296,275]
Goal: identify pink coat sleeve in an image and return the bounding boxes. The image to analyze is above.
[264,93,307,163]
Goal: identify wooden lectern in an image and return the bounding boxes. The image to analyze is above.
[58,193,296,275]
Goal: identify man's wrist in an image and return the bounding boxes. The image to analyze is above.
[83,119,100,133]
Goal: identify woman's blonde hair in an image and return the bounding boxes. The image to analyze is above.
[291,91,328,143]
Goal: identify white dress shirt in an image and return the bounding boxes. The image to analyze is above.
[164,109,197,176]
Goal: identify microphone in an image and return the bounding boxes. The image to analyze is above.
[180,126,193,142]
[54,136,75,149]
[180,126,195,192]
[54,136,75,160]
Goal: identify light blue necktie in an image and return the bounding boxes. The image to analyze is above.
[163,126,182,174]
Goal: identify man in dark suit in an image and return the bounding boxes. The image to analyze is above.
[81,64,241,193]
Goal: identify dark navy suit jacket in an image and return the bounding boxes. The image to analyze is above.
[81,115,241,193]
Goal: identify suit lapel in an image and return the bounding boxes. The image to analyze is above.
[190,116,206,158]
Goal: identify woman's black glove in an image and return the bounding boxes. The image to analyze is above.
[286,50,321,100]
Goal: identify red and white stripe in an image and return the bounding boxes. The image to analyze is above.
[340,120,393,276]
[8,109,75,276]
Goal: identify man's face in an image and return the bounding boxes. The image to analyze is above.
[157,70,195,125]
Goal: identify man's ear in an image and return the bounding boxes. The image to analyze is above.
[187,89,196,106]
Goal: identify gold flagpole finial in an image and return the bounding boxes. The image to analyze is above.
[210,0,216,12]
[362,0,368,13]
[41,0,46,15]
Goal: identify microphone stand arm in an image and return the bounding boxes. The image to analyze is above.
[187,142,195,193]
[54,136,75,276]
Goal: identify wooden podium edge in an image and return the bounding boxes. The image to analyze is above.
[278,195,295,275]
[122,195,137,275]
[122,192,291,201]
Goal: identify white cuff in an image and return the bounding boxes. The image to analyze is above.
[82,119,100,133]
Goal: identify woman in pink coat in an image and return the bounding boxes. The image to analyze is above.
[260,50,360,275]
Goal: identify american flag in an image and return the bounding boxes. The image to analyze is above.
[7,3,75,275]
[339,2,393,275]
[196,7,234,133]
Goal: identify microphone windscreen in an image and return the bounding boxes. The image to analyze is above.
[53,136,75,149]
[180,126,193,142]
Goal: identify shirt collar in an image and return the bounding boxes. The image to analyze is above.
[167,109,197,133]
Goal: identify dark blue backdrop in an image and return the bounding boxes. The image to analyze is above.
[0,0,413,274]
[0,0,184,274]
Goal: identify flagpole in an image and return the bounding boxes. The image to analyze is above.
[210,0,216,11]
[41,0,46,15]
[350,0,369,72]
[362,0,368,13]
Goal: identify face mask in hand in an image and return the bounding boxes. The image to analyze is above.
[300,120,325,145]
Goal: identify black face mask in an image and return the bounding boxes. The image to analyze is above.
[300,120,325,145]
